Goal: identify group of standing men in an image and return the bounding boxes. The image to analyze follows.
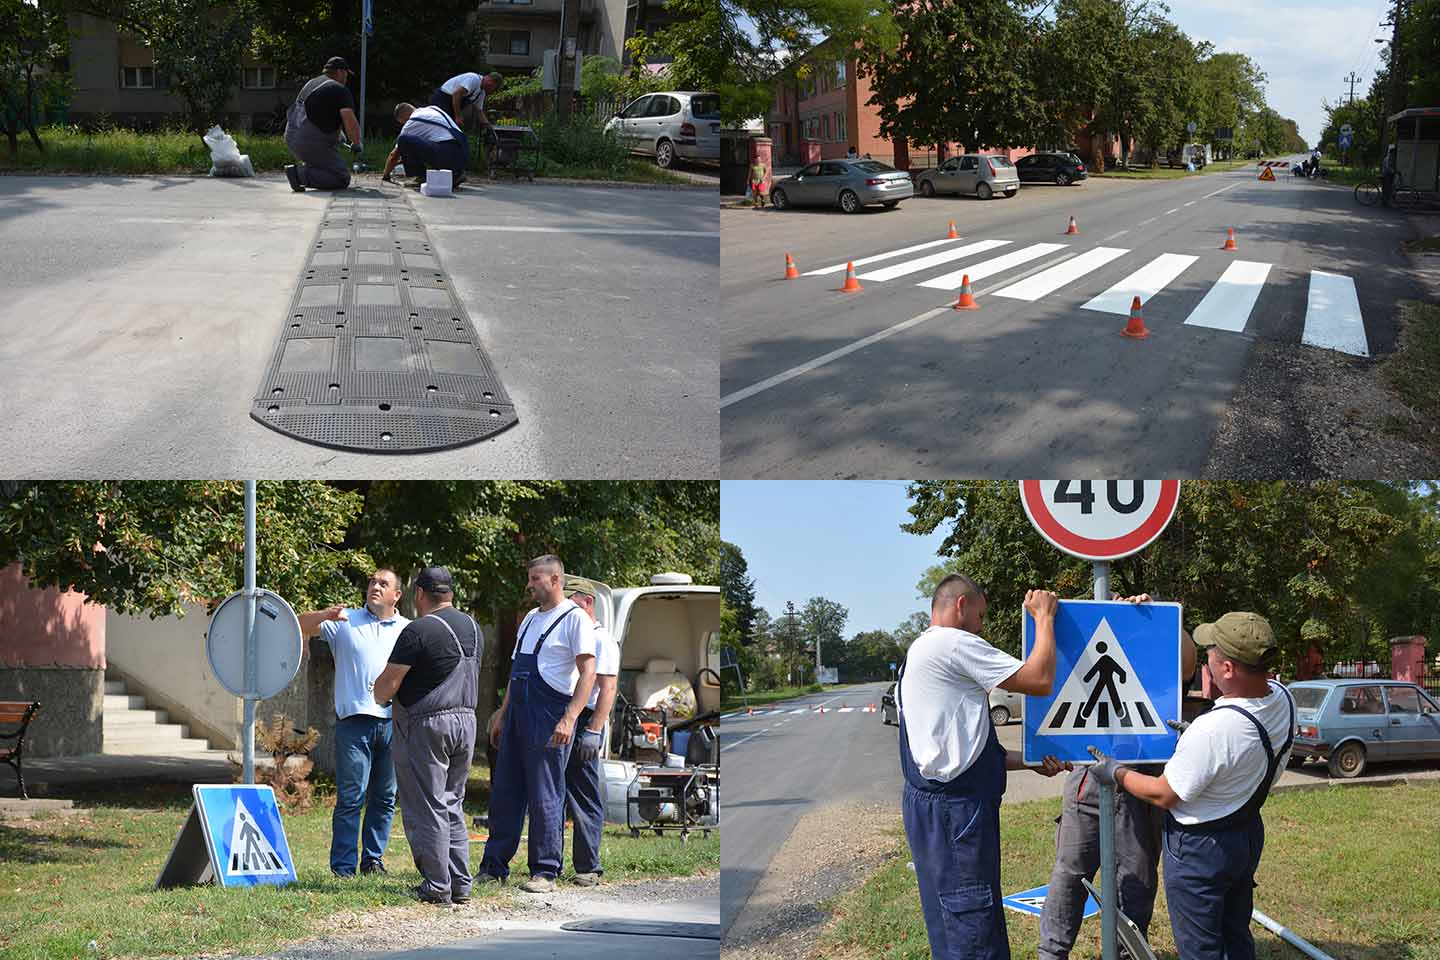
[898,574,1297,960]
[297,554,619,906]
[283,56,502,193]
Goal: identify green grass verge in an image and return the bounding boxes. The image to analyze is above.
[818,781,1440,959]
[1381,301,1440,440]
[722,684,825,710]
[1090,158,1260,180]
[0,774,717,960]
[0,125,695,185]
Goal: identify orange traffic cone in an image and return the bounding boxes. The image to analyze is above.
[946,219,959,239]
[784,252,800,279]
[953,275,979,310]
[839,261,863,293]
[1121,296,1149,339]
[1065,216,1080,235]
[1222,228,1238,251]
[747,707,754,716]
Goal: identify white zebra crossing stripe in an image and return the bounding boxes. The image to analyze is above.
[1302,270,1368,356]
[858,239,1011,282]
[789,708,808,714]
[918,243,1069,291]
[1081,253,1199,314]
[839,707,855,713]
[1183,260,1272,332]
[991,247,1130,302]
[805,238,966,276]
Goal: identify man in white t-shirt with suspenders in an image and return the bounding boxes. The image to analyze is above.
[898,574,1070,960]
[1088,612,1297,960]
[562,575,621,886]
[478,554,597,894]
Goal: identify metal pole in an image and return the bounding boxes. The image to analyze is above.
[358,0,369,163]
[242,481,257,785]
[1252,909,1336,960]
[1094,560,1117,960]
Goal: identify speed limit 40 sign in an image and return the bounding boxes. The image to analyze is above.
[1019,481,1181,561]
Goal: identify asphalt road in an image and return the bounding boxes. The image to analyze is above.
[0,175,717,478]
[721,156,1425,477]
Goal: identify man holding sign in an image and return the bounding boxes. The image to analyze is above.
[898,575,1070,960]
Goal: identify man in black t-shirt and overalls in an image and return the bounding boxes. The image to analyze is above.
[372,566,484,906]
[283,56,364,192]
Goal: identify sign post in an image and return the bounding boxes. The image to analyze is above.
[243,481,257,785]
[1019,481,1182,960]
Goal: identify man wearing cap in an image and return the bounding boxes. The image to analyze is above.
[562,575,620,886]
[372,567,485,906]
[1087,612,1297,960]
[1038,594,1199,960]
[899,575,1071,960]
[297,569,409,878]
[430,71,502,128]
[283,56,363,192]
[478,554,597,894]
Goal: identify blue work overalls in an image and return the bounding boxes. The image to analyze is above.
[898,669,1011,960]
[479,607,581,881]
[1162,685,1295,960]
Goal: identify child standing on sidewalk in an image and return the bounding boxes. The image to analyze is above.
[750,157,768,209]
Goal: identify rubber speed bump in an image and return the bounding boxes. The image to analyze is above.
[250,191,518,453]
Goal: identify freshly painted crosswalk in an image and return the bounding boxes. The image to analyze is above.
[788,235,1371,357]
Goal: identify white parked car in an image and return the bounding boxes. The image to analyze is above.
[605,91,719,169]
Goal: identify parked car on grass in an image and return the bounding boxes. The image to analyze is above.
[1287,679,1440,779]
[769,159,913,213]
[1015,151,1088,185]
[914,154,1021,199]
[605,91,719,169]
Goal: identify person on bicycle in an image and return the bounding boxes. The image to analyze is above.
[1382,144,1398,206]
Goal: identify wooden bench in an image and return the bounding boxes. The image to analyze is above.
[0,701,41,799]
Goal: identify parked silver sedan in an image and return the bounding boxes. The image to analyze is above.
[770,159,914,213]
[915,154,1021,200]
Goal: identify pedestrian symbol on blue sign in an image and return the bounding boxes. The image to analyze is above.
[1339,133,1353,152]
[1022,600,1182,765]
[1003,884,1100,920]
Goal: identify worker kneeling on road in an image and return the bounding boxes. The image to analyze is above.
[1088,612,1297,960]
[284,56,362,192]
[899,576,1070,960]
[381,103,468,188]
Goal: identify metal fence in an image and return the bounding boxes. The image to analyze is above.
[499,93,626,123]
[1323,659,1386,679]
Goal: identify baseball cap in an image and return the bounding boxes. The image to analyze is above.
[565,575,597,599]
[1194,612,1276,667]
[415,566,454,593]
[324,56,351,71]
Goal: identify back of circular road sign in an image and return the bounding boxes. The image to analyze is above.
[1019,481,1181,561]
[206,589,303,699]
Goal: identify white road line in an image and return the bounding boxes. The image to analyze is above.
[839,707,855,713]
[1165,208,1181,215]
[1184,201,1197,207]
[725,729,770,750]
[720,305,950,408]
[1100,230,1130,242]
[1081,253,1199,314]
[428,226,719,237]
[918,243,1068,291]
[788,708,809,714]
[858,239,1011,282]
[804,238,966,276]
[991,247,1130,302]
[1183,260,1272,332]
[1303,271,1369,356]
[1139,218,1157,226]
[1202,183,1241,199]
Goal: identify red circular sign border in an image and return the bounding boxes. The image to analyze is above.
[1019,480,1181,560]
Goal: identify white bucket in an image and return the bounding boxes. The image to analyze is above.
[422,169,453,196]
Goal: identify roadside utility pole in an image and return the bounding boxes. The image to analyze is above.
[556,0,582,119]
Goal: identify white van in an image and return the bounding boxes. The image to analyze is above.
[580,572,721,826]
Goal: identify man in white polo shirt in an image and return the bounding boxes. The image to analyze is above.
[298,569,410,877]
[429,71,502,127]
[898,574,1069,960]
[380,102,468,188]
[562,575,620,886]
[1087,612,1297,960]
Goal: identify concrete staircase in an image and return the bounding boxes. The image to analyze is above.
[102,674,232,759]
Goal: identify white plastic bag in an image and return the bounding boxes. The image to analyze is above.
[203,124,254,177]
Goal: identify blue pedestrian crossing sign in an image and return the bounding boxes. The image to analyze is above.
[1003,884,1100,920]
[1022,600,1182,765]
[156,785,298,889]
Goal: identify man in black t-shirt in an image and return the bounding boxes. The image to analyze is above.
[373,567,484,906]
[283,55,364,192]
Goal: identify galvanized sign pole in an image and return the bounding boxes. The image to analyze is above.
[1094,558,1117,960]
[242,480,257,785]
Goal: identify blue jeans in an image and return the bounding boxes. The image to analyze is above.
[331,714,397,876]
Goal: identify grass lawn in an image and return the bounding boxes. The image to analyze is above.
[723,685,823,710]
[1380,301,1440,446]
[818,781,1440,960]
[0,770,717,960]
[0,125,696,185]
[1089,158,1263,180]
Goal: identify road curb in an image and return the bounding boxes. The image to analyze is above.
[1271,770,1440,795]
[0,170,717,191]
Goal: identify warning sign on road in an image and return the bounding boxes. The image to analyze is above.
[1258,166,1276,181]
[1003,884,1100,920]
[156,785,298,889]
[1022,600,1182,765]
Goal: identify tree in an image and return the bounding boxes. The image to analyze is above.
[0,481,371,617]
[860,0,1045,155]
[625,0,720,96]
[0,0,71,160]
[719,540,758,645]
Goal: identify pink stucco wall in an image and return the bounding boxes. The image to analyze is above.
[0,562,106,668]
